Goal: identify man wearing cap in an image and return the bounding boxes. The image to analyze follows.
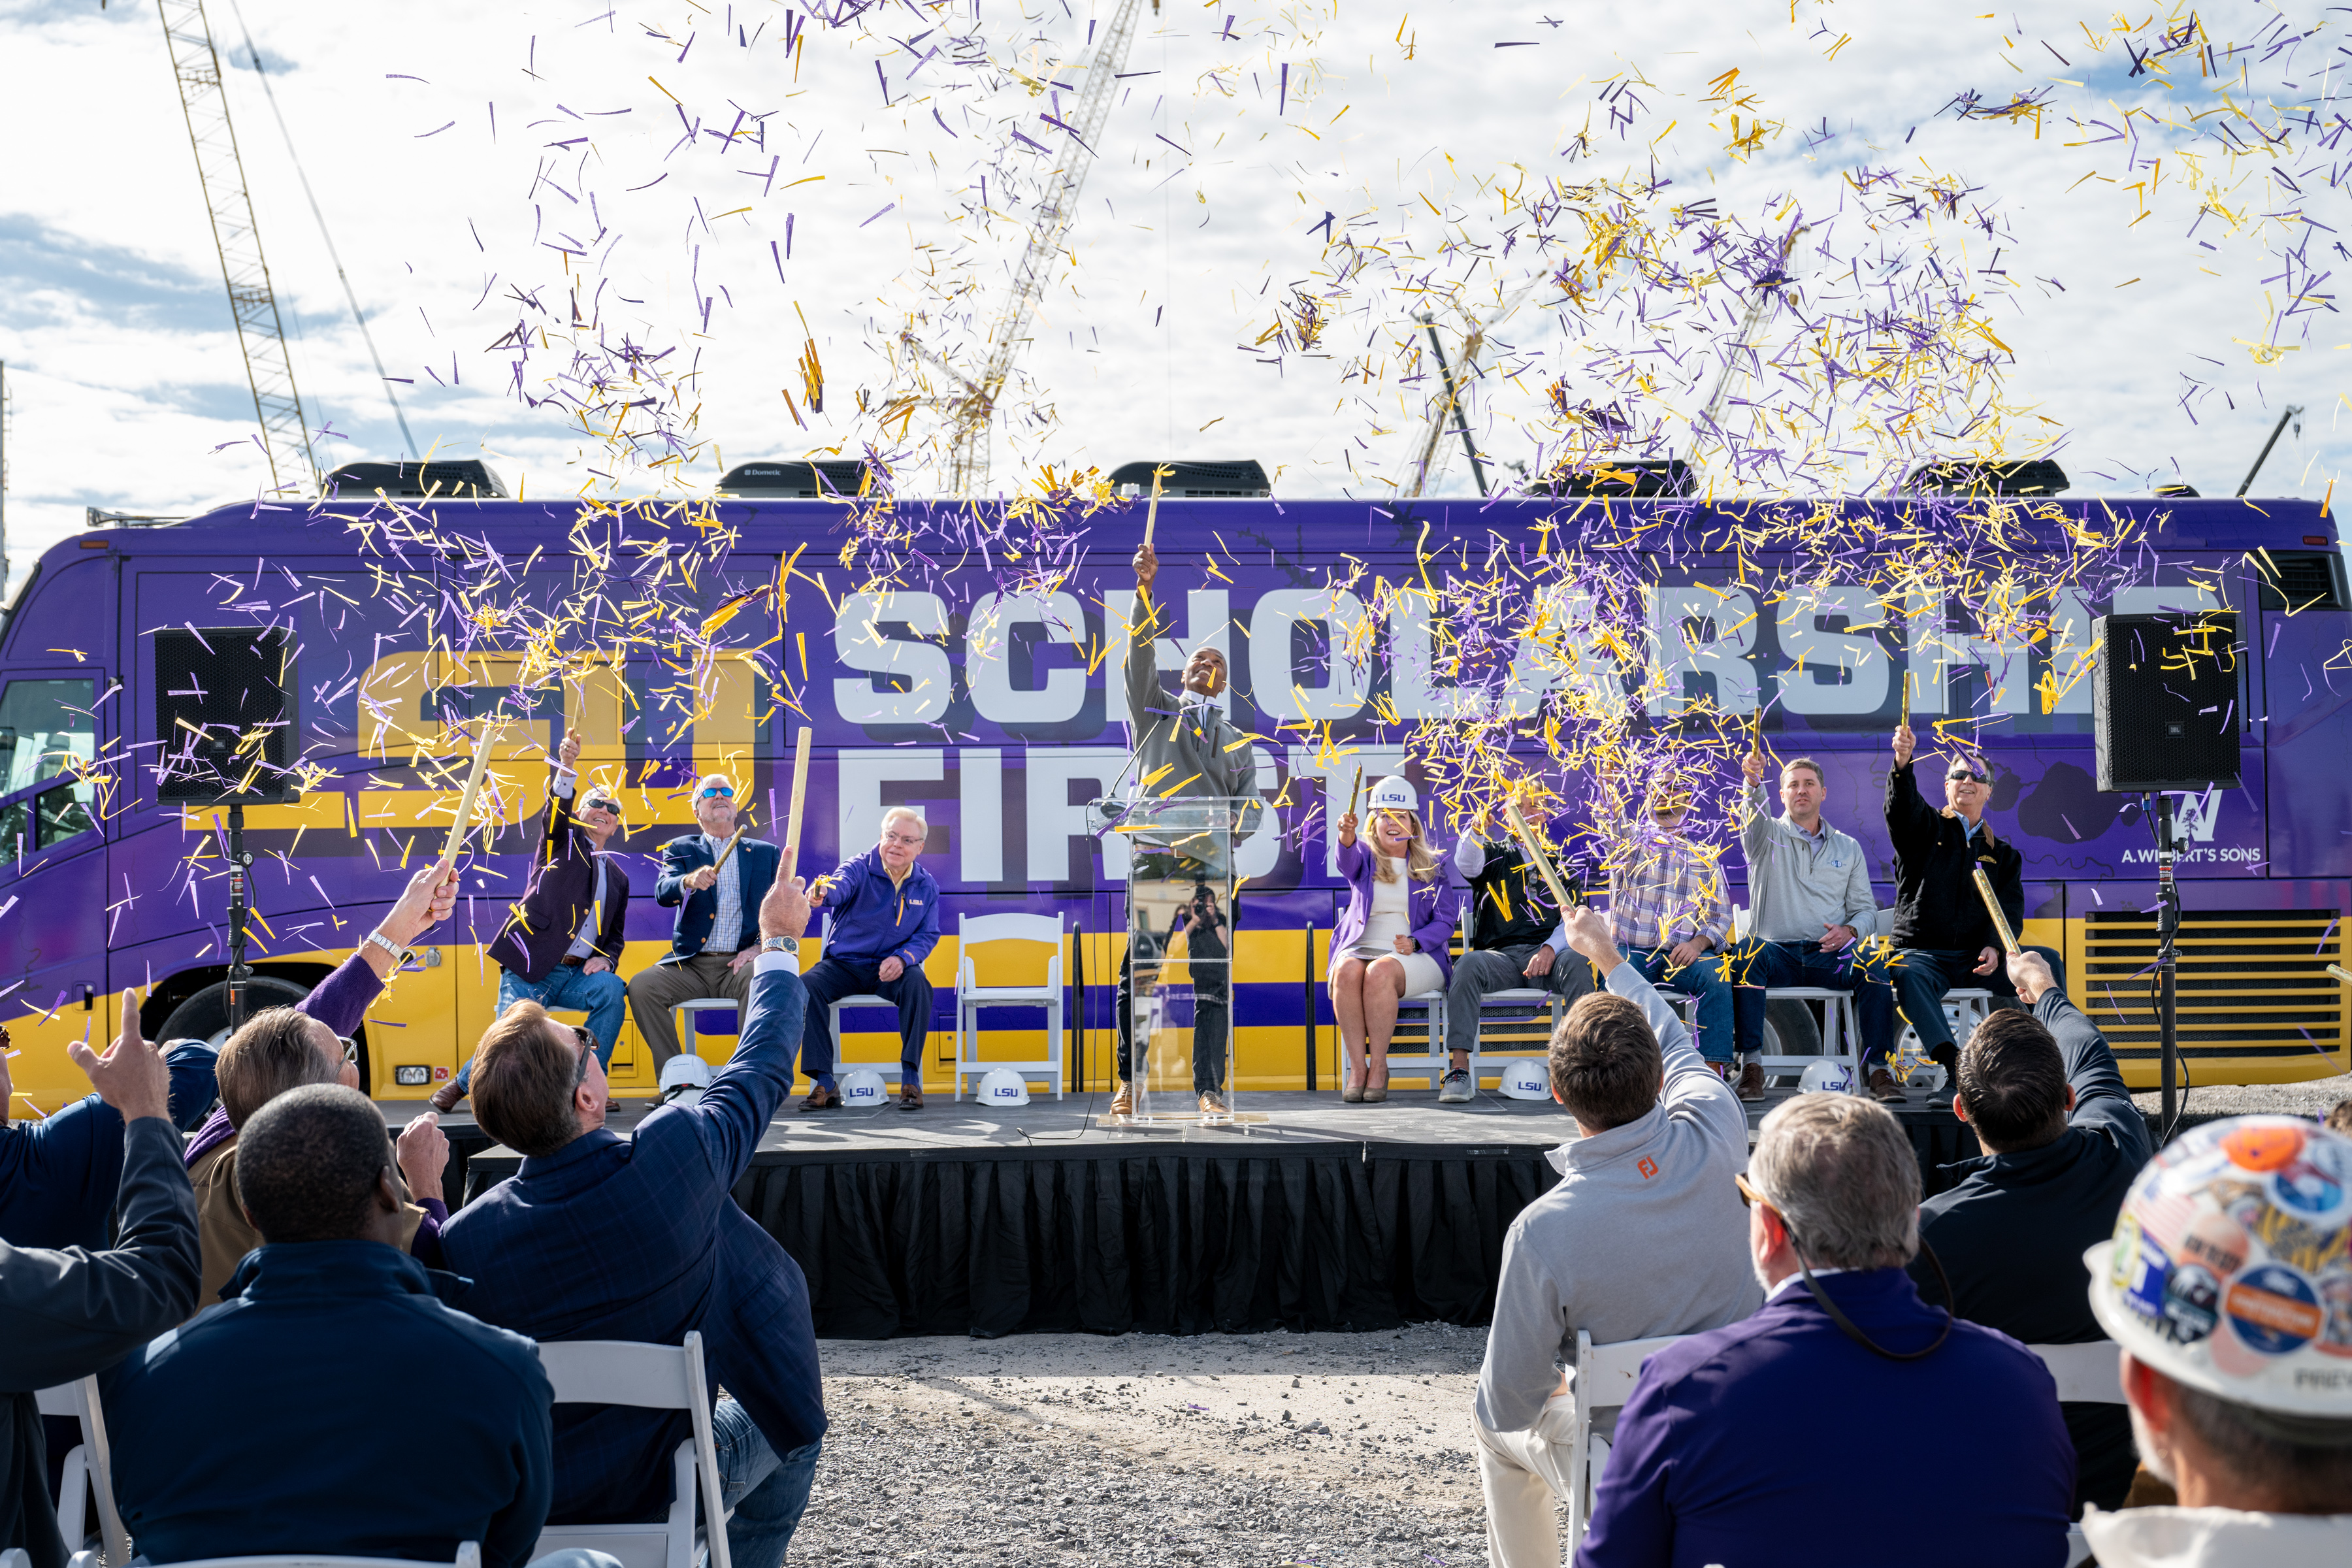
[2085,1117,2352,1565]
[1443,781,1596,1105]
[1870,725,2065,1103]
[1115,541,1262,1117]
[795,807,940,1112]
[626,770,782,1077]
[1607,784,1737,1073]
[436,732,630,1111]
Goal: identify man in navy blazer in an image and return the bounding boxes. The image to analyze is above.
[625,770,782,1074]
[444,872,823,1568]
[437,734,630,1110]
[1577,1092,2074,1568]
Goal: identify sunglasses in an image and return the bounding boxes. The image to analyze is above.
[570,1024,595,1085]
[1946,769,1989,784]
[698,785,735,800]
[336,1036,361,1065]
[580,796,622,816]
[1734,1172,1769,1209]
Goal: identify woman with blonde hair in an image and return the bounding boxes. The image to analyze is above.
[1330,775,1465,1102]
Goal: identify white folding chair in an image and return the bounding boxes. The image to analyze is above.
[2030,1341,2123,1568]
[1565,1329,1690,1549]
[954,912,1066,1100]
[531,1331,731,1568]
[127,1550,480,1568]
[672,997,742,1060]
[1892,987,1995,1063]
[37,1375,129,1568]
[1384,991,1446,1088]
[1452,910,1567,1087]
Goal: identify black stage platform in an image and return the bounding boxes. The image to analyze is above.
[417,1084,2009,1340]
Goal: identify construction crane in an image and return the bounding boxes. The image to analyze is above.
[1687,223,1808,482]
[904,0,1153,496]
[1397,276,1540,498]
[157,0,318,495]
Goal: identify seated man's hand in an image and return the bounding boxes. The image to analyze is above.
[397,1111,449,1202]
[1560,907,1622,972]
[583,956,611,975]
[760,874,812,941]
[728,949,757,974]
[2006,948,2055,1002]
[1668,938,1708,968]
[70,991,171,1123]
[685,865,719,892]
[1523,945,1556,978]
[1973,945,2001,977]
[1818,923,1857,953]
[879,955,906,982]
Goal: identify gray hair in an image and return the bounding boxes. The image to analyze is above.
[878,806,926,836]
[1749,1093,1920,1269]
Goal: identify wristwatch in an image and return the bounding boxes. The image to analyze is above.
[759,936,799,954]
[364,930,416,968]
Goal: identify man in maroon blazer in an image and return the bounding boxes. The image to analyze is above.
[434,733,630,1110]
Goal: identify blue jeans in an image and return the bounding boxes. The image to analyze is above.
[711,1396,819,1568]
[1626,946,1736,1063]
[1864,945,2066,1070]
[453,965,629,1090]
[1723,938,1897,1062]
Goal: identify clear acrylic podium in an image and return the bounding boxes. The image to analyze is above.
[1100,795,1260,1130]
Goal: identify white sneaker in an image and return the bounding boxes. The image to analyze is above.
[1437,1068,1473,1104]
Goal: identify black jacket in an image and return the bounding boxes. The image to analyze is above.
[1911,989,2152,1515]
[1,1118,201,1568]
[1885,761,2023,952]
[1463,833,1588,953]
[485,776,631,984]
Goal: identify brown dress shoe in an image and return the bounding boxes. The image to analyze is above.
[1737,1062,1766,1103]
[1198,1090,1227,1115]
[429,1079,466,1113]
[1109,1081,1134,1116]
[899,1085,924,1111]
[1868,1068,1904,1103]
[798,1085,841,1113]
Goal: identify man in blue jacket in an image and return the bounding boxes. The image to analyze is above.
[1913,948,2152,1517]
[1578,1092,2074,1568]
[0,1019,217,1250]
[627,770,781,1077]
[444,873,825,1568]
[105,1083,554,1568]
[796,806,940,1111]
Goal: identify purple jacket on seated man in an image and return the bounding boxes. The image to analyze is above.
[1330,836,1466,987]
[485,779,630,983]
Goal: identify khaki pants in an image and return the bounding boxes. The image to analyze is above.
[626,951,755,1070]
[1473,1394,1578,1568]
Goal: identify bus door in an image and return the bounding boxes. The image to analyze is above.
[0,668,111,1107]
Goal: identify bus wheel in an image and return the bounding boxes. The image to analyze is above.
[159,977,313,1051]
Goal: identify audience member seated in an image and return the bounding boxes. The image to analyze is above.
[0,1019,217,1250]
[106,1084,558,1568]
[183,864,457,1310]
[1912,949,2153,1517]
[1,998,199,1568]
[442,873,825,1568]
[1444,785,1594,1105]
[1578,1093,2074,1567]
[2083,1117,2352,1567]
[1871,724,2064,1102]
[1473,906,1760,1568]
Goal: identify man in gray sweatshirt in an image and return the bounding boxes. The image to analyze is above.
[1723,750,1893,1101]
[1472,906,1761,1568]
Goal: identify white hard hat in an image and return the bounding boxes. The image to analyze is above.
[1367,775,1418,812]
[2089,1116,2352,1421]
[1498,1058,1550,1102]
[1799,1059,1854,1095]
[839,1068,888,1107]
[978,1068,1032,1107]
[659,1054,711,1107]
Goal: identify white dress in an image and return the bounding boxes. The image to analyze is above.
[1348,859,1445,996]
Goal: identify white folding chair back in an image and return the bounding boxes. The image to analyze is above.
[1565,1330,1690,1550]
[1750,987,1861,1079]
[531,1332,730,1568]
[672,996,742,1060]
[1384,992,1446,1087]
[36,1375,129,1568]
[135,1550,481,1568]
[954,912,1065,1100]
[2029,1341,2125,1403]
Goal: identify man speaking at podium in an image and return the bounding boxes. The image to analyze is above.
[1113,542,1262,1117]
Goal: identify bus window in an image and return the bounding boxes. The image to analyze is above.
[0,679,97,795]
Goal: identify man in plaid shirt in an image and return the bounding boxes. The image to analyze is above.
[1608,787,1737,1068]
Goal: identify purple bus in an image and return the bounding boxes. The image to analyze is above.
[2,484,2344,1111]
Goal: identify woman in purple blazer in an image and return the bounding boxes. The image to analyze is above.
[1330,776,1465,1103]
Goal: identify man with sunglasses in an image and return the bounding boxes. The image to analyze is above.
[1576,1093,2073,1567]
[435,733,631,1113]
[627,770,782,1078]
[1863,724,2064,1103]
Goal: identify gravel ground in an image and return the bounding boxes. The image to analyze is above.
[792,1324,1497,1568]
[2130,1068,2352,1122]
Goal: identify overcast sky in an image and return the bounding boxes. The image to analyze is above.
[1,0,2344,593]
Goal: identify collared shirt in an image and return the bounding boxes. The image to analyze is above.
[1607,824,1730,954]
[1766,1266,1848,1301]
[704,832,743,955]
[564,855,608,959]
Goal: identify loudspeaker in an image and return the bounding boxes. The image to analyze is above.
[2093,612,2242,792]
[154,627,299,805]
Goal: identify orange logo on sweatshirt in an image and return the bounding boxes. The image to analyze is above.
[1638,1156,1659,1180]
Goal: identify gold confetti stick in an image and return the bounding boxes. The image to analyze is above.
[1972,868,2020,956]
[1143,465,1171,548]
[1347,766,1364,821]
[1901,672,1912,729]
[436,715,504,872]
[2328,964,2352,986]
[710,825,749,872]
[783,726,814,869]
[1501,796,1578,917]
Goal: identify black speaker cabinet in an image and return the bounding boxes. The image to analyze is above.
[2093,612,2242,792]
[154,627,299,805]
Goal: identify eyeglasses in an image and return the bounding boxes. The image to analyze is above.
[336,1036,361,1065]
[1734,1171,1769,1209]
[580,796,621,815]
[698,785,735,800]
[880,829,925,848]
[1946,769,1989,784]
[570,1025,595,1086]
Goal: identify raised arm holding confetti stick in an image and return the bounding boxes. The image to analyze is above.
[627,770,782,1085]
